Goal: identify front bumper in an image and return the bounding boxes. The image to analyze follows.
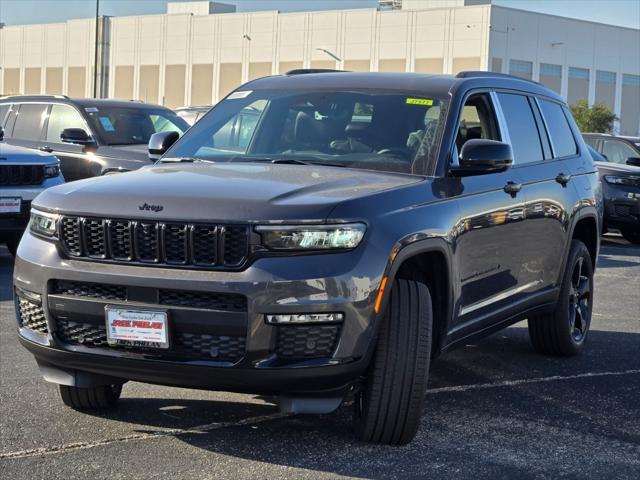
[14,233,386,396]
[602,183,640,230]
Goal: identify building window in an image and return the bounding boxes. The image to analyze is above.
[620,74,640,136]
[509,60,533,80]
[491,58,502,74]
[567,67,590,106]
[452,57,480,74]
[164,65,186,109]
[191,64,213,106]
[595,70,616,110]
[415,58,443,74]
[539,63,562,94]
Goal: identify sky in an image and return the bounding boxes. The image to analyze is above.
[0,0,638,29]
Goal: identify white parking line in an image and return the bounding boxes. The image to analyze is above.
[2,369,638,461]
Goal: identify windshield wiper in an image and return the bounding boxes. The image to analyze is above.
[270,158,346,168]
[159,157,213,163]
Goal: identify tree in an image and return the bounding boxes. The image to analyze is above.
[569,100,617,133]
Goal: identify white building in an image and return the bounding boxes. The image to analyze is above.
[1,0,638,134]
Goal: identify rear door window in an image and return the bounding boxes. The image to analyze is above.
[537,99,577,158]
[0,104,9,127]
[45,104,88,143]
[497,93,544,165]
[12,103,48,140]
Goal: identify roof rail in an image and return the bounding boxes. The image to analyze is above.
[456,71,543,87]
[285,69,348,76]
[0,94,70,100]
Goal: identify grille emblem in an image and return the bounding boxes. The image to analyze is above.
[138,203,164,213]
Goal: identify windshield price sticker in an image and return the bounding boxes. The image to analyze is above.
[406,98,434,106]
[227,90,253,100]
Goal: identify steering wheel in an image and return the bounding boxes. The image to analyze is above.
[377,147,410,159]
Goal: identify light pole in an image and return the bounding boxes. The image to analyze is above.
[93,0,100,98]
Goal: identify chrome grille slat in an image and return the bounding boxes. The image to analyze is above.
[58,215,249,270]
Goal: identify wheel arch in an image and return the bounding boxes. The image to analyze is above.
[380,237,455,357]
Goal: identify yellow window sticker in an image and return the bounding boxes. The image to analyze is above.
[406,98,434,106]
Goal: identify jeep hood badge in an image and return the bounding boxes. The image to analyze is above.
[139,203,164,212]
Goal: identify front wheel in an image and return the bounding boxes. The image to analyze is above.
[59,383,123,409]
[620,228,640,245]
[353,278,433,445]
[528,240,594,356]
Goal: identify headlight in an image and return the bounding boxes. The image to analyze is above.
[29,210,59,238]
[257,223,366,250]
[604,175,639,187]
[44,164,61,179]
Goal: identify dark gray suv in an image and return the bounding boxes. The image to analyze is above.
[14,71,602,445]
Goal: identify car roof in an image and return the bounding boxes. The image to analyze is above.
[0,95,170,110]
[241,71,566,104]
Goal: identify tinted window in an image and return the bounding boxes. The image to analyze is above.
[84,106,189,145]
[46,104,87,143]
[538,99,577,158]
[0,104,9,127]
[498,93,543,165]
[12,104,48,140]
[602,140,638,165]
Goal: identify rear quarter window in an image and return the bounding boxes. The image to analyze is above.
[538,99,578,158]
[12,103,48,140]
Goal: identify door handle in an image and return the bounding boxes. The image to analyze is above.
[555,173,572,186]
[39,146,53,153]
[503,181,522,196]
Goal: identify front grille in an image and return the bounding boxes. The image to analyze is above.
[56,320,246,362]
[59,216,249,269]
[276,325,340,358]
[0,165,44,186]
[17,298,48,334]
[52,280,127,301]
[159,289,247,312]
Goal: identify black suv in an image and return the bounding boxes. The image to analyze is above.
[0,96,189,182]
[583,133,640,243]
[14,71,602,445]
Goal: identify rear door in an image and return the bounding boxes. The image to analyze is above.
[498,93,579,300]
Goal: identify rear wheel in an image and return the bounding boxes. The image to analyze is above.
[353,278,432,445]
[59,384,123,409]
[620,228,640,245]
[528,240,593,356]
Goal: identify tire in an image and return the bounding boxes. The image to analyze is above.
[620,228,640,245]
[528,240,594,356]
[5,237,19,257]
[59,383,123,409]
[353,278,433,445]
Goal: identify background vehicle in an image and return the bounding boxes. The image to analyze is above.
[174,106,211,126]
[0,126,64,255]
[14,71,602,445]
[0,96,189,181]
[584,134,640,243]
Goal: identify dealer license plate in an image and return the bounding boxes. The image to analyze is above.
[0,197,21,214]
[105,307,169,349]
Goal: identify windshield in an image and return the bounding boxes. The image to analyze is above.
[85,106,189,146]
[167,89,447,175]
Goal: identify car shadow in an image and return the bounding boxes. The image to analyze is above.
[78,327,640,478]
[0,249,14,301]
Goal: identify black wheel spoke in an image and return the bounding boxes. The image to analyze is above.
[573,257,584,288]
[577,277,590,299]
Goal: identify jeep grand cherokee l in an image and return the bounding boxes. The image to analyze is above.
[0,127,64,255]
[14,71,602,445]
[0,96,189,182]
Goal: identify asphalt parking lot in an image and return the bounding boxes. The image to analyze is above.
[1,235,638,479]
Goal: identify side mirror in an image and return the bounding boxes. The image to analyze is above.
[61,128,95,146]
[451,139,513,176]
[626,157,640,167]
[0,126,4,142]
[148,130,180,161]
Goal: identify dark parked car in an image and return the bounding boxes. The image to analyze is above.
[174,105,211,126]
[583,134,640,243]
[0,126,65,255]
[0,96,189,182]
[14,71,602,445]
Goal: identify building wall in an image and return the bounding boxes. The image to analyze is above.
[1,3,638,134]
[489,6,640,135]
